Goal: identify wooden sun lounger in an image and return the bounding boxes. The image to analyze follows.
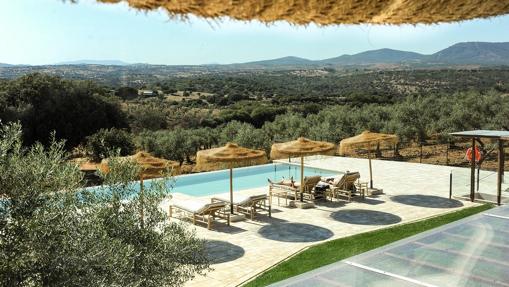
[212,194,271,220]
[268,179,298,206]
[268,175,322,205]
[297,176,322,201]
[169,200,230,230]
[325,172,361,202]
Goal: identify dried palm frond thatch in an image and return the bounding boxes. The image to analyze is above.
[98,0,509,25]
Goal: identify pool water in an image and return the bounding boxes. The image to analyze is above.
[86,163,338,198]
[169,163,337,197]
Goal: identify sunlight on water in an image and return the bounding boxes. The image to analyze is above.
[170,163,337,197]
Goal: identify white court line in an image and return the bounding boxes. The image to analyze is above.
[344,261,439,287]
[484,213,509,220]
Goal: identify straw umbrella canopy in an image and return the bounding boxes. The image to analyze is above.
[339,131,399,188]
[98,0,509,25]
[99,151,177,178]
[197,143,267,213]
[272,137,335,202]
[99,151,177,226]
[195,148,268,172]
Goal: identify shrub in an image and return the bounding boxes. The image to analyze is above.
[0,122,209,286]
[86,128,135,161]
[0,73,129,149]
[127,105,168,132]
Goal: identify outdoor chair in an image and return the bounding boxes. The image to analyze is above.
[325,172,361,202]
[212,193,271,220]
[295,175,322,201]
[169,199,230,230]
[268,176,322,205]
[268,178,296,206]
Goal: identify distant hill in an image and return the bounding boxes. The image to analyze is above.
[228,56,318,69]
[5,41,508,69]
[233,42,509,67]
[1,42,509,82]
[320,48,424,65]
[55,59,130,66]
[429,42,509,65]
[238,56,315,66]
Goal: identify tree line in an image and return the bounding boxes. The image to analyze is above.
[1,73,508,164]
[136,90,509,165]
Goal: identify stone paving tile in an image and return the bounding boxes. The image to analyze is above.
[164,156,481,287]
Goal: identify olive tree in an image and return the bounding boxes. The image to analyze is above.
[86,128,136,161]
[0,122,209,287]
[219,121,271,152]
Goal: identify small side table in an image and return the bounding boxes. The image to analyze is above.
[354,180,368,199]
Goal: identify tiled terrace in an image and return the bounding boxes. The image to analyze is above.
[160,156,480,287]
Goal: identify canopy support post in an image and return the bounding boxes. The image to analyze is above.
[230,164,234,214]
[140,175,144,229]
[498,139,504,206]
[300,156,304,202]
[470,138,476,202]
[368,149,373,189]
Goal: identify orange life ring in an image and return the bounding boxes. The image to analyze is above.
[466,147,481,162]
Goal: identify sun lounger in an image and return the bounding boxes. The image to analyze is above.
[268,175,322,205]
[296,175,322,201]
[212,194,271,220]
[169,199,230,230]
[325,172,361,202]
[268,178,297,206]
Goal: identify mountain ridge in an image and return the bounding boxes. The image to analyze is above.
[55,59,130,66]
[318,48,425,65]
[429,42,509,64]
[1,42,508,68]
[236,42,509,66]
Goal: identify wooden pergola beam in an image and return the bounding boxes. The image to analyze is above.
[470,137,476,202]
[498,139,505,206]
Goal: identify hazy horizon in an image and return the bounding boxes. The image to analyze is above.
[1,0,509,66]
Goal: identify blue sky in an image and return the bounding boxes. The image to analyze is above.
[1,0,509,65]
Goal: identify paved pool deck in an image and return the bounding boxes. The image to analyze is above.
[161,156,482,287]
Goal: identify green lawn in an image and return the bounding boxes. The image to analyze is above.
[244,204,493,287]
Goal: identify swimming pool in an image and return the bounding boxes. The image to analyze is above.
[86,163,339,198]
[169,163,338,197]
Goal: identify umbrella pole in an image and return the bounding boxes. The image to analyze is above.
[300,156,304,202]
[229,164,234,214]
[140,175,144,229]
[368,150,373,189]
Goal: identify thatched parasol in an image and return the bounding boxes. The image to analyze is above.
[195,147,268,172]
[99,151,178,179]
[132,151,179,178]
[339,131,399,188]
[197,143,267,213]
[99,151,177,226]
[97,0,509,25]
[272,137,335,202]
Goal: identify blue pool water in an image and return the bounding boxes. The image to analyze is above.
[85,163,338,198]
[169,163,337,197]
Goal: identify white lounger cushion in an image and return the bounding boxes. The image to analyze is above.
[213,194,266,205]
[172,199,225,214]
[321,174,343,182]
[321,174,346,186]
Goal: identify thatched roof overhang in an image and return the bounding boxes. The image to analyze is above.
[98,0,509,25]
